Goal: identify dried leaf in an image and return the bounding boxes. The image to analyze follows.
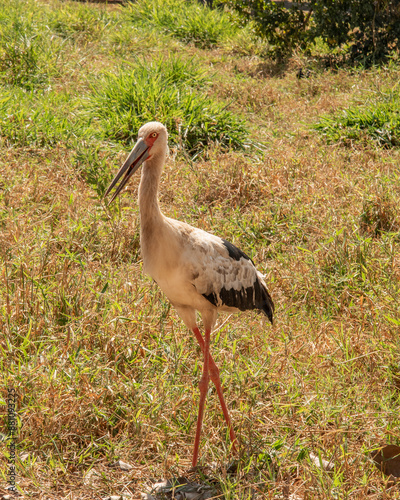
[102,496,130,500]
[142,477,217,500]
[372,444,400,478]
[107,460,133,471]
[19,452,29,462]
[309,452,334,472]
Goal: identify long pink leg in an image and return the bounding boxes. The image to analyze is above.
[192,327,238,467]
[192,328,211,467]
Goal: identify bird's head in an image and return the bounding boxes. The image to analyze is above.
[138,121,168,160]
[105,121,168,204]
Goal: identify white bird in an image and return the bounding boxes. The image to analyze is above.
[105,121,274,468]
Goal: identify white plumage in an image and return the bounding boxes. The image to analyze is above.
[105,121,274,467]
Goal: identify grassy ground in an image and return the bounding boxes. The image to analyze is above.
[1,0,400,498]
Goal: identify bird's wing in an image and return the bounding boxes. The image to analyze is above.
[183,228,274,322]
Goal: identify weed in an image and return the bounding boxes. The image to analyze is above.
[125,0,239,49]
[314,85,400,148]
[360,194,399,237]
[72,144,121,197]
[0,9,62,89]
[49,4,114,42]
[90,56,248,153]
[0,88,89,147]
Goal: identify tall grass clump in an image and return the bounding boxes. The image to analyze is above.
[0,2,64,89]
[125,0,239,48]
[314,86,400,148]
[360,193,400,237]
[48,4,115,42]
[294,228,400,320]
[0,88,90,148]
[90,56,248,153]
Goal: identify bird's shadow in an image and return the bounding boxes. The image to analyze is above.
[141,458,266,499]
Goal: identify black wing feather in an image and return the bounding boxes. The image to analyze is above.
[202,239,274,324]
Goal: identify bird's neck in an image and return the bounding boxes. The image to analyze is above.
[138,159,163,228]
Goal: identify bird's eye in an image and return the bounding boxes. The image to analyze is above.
[150,132,158,138]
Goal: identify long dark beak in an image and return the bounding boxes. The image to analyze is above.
[105,138,149,205]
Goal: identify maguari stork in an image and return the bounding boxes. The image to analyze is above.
[105,122,274,467]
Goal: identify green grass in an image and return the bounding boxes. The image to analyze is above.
[90,55,248,153]
[0,88,90,147]
[314,85,400,148]
[48,3,115,42]
[125,0,241,49]
[0,3,64,89]
[0,4,248,156]
[0,53,248,155]
[1,0,400,499]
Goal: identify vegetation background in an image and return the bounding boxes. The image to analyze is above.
[228,0,400,64]
[0,0,400,498]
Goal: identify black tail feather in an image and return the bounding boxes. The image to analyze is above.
[259,283,274,324]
